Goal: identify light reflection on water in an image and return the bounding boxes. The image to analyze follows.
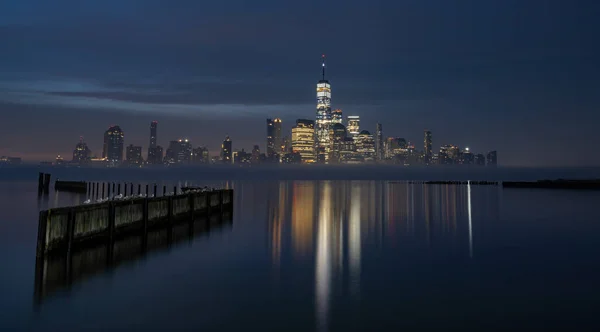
[3,179,600,330]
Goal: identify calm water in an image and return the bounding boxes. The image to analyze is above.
[2,177,600,330]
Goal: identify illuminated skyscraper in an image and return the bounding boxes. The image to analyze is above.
[148,121,163,164]
[102,125,124,163]
[424,130,432,164]
[291,119,316,163]
[126,144,143,166]
[267,118,282,160]
[355,130,376,161]
[72,136,91,165]
[329,123,347,163]
[332,109,343,125]
[221,136,232,164]
[316,55,332,163]
[347,116,360,137]
[165,139,192,164]
[375,123,383,161]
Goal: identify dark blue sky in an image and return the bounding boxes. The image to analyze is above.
[1,0,599,165]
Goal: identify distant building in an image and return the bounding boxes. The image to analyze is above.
[385,137,407,159]
[291,119,315,163]
[192,147,209,164]
[316,56,332,164]
[332,109,343,125]
[439,144,459,165]
[339,137,359,163]
[375,123,383,161]
[233,149,252,165]
[347,116,360,137]
[282,152,302,164]
[165,139,192,164]
[0,156,22,165]
[460,148,474,165]
[424,130,432,165]
[147,121,163,164]
[221,136,232,164]
[251,145,261,164]
[329,123,347,163]
[267,118,282,160]
[72,137,91,165]
[486,151,498,166]
[355,130,376,162]
[475,153,486,166]
[125,144,143,166]
[282,136,291,155]
[102,125,124,163]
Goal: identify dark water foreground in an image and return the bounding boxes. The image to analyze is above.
[2,180,600,330]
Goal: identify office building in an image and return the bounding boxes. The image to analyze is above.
[233,149,252,165]
[72,137,91,165]
[385,137,407,159]
[475,153,486,166]
[282,136,291,155]
[165,139,192,164]
[439,144,459,165]
[355,130,376,162]
[221,136,232,164]
[329,123,347,163]
[347,116,360,137]
[291,119,316,163]
[375,123,383,161]
[147,121,163,164]
[332,109,343,125]
[460,148,475,165]
[102,125,124,163]
[316,55,332,162]
[267,118,282,160]
[192,147,209,164]
[486,151,498,166]
[125,144,143,166]
[252,145,261,164]
[424,130,432,164]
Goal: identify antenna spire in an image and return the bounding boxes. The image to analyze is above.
[321,54,326,80]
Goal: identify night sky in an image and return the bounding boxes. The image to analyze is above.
[1,0,599,166]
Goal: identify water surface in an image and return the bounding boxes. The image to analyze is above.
[2,178,600,330]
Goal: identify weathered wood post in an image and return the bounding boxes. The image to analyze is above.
[95,182,99,198]
[66,208,75,254]
[138,184,141,196]
[130,183,134,196]
[146,184,149,196]
[124,183,128,197]
[173,186,177,195]
[107,201,115,265]
[117,183,121,196]
[36,210,48,257]
[43,173,51,193]
[38,172,44,195]
[142,197,148,252]
[102,183,105,199]
[153,184,157,197]
[163,186,166,196]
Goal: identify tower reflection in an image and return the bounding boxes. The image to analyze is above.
[266,180,499,331]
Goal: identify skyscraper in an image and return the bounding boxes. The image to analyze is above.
[316,55,332,163]
[355,130,376,161]
[486,151,498,166]
[126,144,143,166]
[330,123,347,163]
[221,136,232,164]
[72,137,91,165]
[192,147,209,164]
[347,116,360,137]
[424,130,432,165]
[332,109,343,125]
[375,123,383,161]
[267,118,282,160]
[291,119,315,163]
[102,125,124,163]
[165,139,192,164]
[148,121,163,164]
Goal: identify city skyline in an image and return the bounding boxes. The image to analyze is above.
[1,1,599,166]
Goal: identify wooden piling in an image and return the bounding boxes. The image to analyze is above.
[131,183,134,196]
[138,184,141,196]
[38,173,44,195]
[153,184,157,197]
[43,174,51,193]
[163,186,166,196]
[95,182,99,198]
[117,183,121,196]
[102,183,105,198]
[124,183,128,197]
